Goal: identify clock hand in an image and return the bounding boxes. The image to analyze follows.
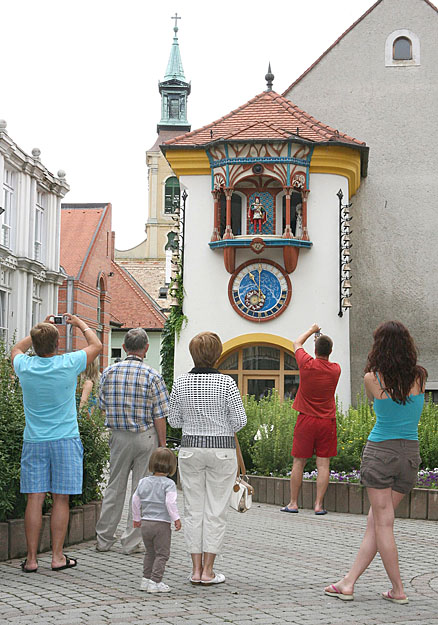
[258,264,261,297]
[248,272,257,286]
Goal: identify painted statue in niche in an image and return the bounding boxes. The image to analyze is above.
[248,196,267,234]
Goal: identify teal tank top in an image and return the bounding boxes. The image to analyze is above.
[368,374,424,442]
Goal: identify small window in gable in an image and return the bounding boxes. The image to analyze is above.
[393,37,412,60]
[385,30,420,67]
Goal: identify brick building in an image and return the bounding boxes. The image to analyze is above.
[58,203,113,368]
[109,260,167,372]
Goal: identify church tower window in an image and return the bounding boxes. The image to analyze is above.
[164,177,180,214]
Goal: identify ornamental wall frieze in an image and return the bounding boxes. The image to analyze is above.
[0,254,18,269]
[208,141,312,191]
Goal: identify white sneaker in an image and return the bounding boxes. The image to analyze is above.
[139,577,150,591]
[147,581,171,593]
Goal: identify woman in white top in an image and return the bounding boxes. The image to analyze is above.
[169,332,247,586]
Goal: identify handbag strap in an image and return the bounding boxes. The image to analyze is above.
[234,434,246,477]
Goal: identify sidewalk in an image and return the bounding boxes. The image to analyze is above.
[1,494,437,625]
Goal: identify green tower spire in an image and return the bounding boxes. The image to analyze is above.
[157,13,191,133]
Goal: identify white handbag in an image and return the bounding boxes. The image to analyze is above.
[229,435,254,513]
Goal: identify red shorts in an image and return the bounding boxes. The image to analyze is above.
[291,414,337,458]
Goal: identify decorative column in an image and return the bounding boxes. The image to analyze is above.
[301,189,310,241]
[211,188,221,242]
[223,187,234,239]
[282,187,293,238]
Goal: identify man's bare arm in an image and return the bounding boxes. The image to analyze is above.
[293,323,321,352]
[65,314,102,365]
[11,336,33,363]
[153,417,167,447]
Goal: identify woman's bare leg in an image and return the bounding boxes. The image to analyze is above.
[190,553,202,581]
[325,489,405,595]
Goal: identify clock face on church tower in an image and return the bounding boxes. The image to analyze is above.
[228,259,292,321]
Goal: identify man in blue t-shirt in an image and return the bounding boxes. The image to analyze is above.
[12,314,101,573]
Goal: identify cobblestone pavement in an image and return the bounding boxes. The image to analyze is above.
[1,494,437,625]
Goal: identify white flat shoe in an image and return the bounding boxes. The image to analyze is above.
[200,573,225,585]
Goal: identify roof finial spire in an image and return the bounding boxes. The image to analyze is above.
[172,12,181,37]
[265,63,274,92]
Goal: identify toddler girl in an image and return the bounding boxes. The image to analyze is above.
[132,447,181,593]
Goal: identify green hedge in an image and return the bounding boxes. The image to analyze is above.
[237,391,438,476]
[0,341,109,522]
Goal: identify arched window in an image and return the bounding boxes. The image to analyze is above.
[218,344,299,400]
[393,37,412,60]
[164,177,180,214]
[385,30,420,66]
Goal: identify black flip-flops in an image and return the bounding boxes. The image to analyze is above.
[51,554,78,571]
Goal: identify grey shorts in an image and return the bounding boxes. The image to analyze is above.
[360,439,421,494]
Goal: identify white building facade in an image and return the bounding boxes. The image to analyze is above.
[163,89,368,408]
[0,120,69,342]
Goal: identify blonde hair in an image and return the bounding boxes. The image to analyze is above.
[30,323,59,356]
[80,359,100,385]
[189,331,222,368]
[149,447,177,476]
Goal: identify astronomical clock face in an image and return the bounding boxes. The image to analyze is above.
[228,260,292,321]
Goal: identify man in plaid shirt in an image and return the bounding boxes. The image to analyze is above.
[96,328,169,554]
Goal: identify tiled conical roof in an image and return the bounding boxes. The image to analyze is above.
[163,90,365,147]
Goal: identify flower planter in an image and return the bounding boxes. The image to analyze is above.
[348,483,363,514]
[248,476,438,522]
[1,500,102,562]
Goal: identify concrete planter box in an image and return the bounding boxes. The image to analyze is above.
[247,476,438,522]
[1,500,102,562]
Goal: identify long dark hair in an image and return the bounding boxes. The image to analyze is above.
[365,321,427,404]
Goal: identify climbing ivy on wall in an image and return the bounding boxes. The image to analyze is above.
[160,258,187,391]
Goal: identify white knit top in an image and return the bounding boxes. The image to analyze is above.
[168,373,247,439]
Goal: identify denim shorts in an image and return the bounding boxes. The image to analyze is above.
[360,439,420,494]
[20,437,83,494]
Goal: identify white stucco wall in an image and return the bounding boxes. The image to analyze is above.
[174,172,352,408]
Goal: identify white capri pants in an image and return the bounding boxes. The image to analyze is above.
[178,447,237,554]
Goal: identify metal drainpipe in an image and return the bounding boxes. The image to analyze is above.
[66,276,74,352]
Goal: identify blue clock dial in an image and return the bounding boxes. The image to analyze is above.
[228,260,291,322]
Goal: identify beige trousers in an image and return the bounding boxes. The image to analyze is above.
[178,447,237,554]
[96,429,158,553]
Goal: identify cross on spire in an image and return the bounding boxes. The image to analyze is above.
[172,12,181,33]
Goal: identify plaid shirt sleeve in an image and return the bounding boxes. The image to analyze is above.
[98,369,108,412]
[149,374,170,420]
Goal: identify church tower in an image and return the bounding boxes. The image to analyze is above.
[158,14,191,133]
[143,13,190,261]
[115,15,191,307]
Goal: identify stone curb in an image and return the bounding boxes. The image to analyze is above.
[0,500,102,562]
[247,475,436,519]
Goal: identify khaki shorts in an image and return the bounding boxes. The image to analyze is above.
[360,439,421,494]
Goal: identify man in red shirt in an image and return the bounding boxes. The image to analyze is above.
[281,324,341,515]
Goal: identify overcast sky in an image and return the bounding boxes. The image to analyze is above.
[1,0,373,249]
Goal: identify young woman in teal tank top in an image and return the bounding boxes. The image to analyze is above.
[325,321,427,605]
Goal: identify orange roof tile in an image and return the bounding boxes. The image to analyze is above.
[163,90,365,148]
[110,261,167,330]
[283,0,437,93]
[60,204,108,278]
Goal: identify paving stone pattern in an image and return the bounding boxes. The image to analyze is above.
[1,491,437,624]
